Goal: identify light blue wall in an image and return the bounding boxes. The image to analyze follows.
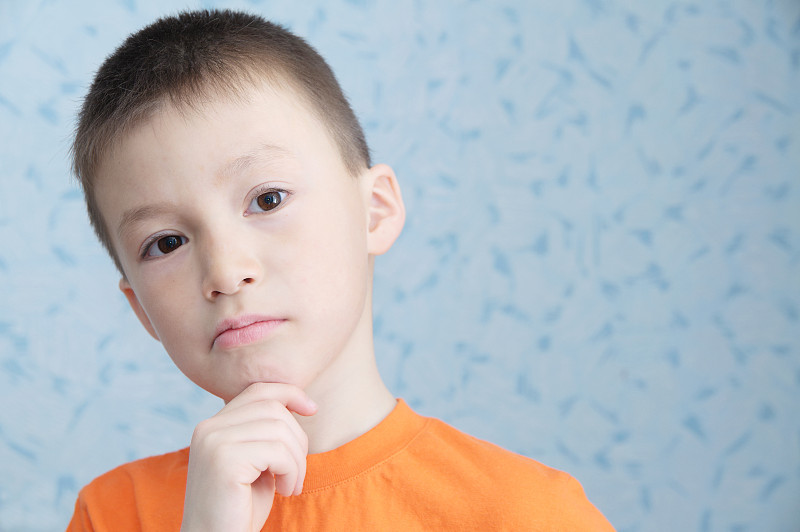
[1,1,798,530]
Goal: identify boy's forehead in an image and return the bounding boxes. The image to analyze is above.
[101,82,332,175]
[95,82,350,218]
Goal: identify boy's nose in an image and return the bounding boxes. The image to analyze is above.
[201,235,261,300]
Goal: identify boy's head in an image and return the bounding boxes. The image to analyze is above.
[73,9,371,276]
[74,10,405,401]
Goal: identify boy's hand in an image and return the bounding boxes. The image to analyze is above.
[180,383,317,532]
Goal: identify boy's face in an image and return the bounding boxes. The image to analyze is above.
[94,84,387,402]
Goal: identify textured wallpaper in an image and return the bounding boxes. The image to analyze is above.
[0,1,798,530]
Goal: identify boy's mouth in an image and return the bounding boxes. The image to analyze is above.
[213,315,286,349]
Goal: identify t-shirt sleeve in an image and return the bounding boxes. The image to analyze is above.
[64,475,140,532]
[63,449,187,532]
[512,469,614,531]
[494,447,614,530]
[65,492,94,532]
[554,474,615,531]
[63,465,149,532]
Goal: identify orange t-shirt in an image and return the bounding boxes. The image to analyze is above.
[67,400,614,531]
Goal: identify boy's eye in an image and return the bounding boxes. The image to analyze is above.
[248,189,287,214]
[145,235,187,257]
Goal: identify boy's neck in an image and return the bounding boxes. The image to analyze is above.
[294,300,396,454]
[300,360,395,455]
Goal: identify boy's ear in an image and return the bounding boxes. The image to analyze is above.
[364,163,405,255]
[119,278,161,342]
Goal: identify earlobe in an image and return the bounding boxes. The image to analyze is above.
[119,278,161,342]
[365,163,406,255]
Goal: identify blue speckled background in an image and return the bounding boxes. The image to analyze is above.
[1,1,798,530]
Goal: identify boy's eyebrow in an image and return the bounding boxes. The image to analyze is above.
[216,143,296,185]
[117,202,178,241]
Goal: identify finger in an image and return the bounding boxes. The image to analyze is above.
[212,418,307,484]
[210,399,309,454]
[226,382,318,416]
[237,440,300,497]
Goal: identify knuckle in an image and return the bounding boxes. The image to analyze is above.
[191,419,212,441]
[190,418,225,452]
[262,418,291,443]
[258,398,283,415]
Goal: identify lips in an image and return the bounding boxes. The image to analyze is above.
[213,315,285,349]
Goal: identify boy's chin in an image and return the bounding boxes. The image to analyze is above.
[214,377,305,403]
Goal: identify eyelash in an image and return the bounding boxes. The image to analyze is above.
[140,232,185,259]
[246,185,291,215]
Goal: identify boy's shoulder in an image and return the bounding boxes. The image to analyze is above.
[420,412,584,487]
[82,447,190,491]
[67,448,188,532]
[391,408,614,530]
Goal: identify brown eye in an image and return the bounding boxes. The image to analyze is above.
[246,188,289,215]
[145,235,187,257]
[256,191,283,211]
[158,236,183,254]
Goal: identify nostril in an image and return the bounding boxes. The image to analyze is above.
[204,275,256,300]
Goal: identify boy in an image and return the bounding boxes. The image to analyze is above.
[67,9,613,531]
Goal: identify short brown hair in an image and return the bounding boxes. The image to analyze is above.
[72,9,371,275]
